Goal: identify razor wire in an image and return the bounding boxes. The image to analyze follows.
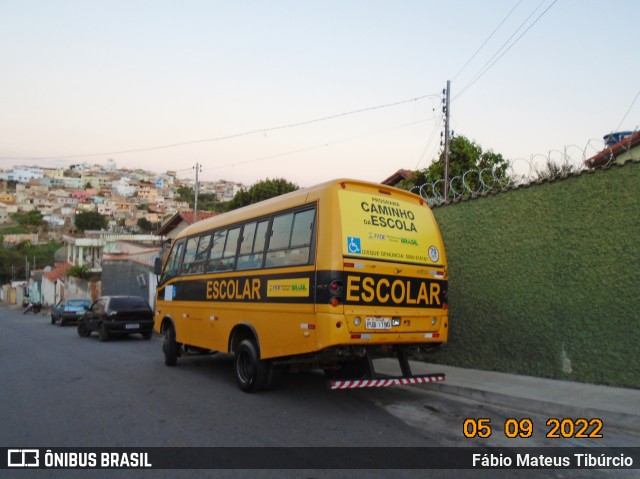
[411,129,639,206]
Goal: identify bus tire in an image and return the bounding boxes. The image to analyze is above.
[235,339,269,393]
[163,324,178,366]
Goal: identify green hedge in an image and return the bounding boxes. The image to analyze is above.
[427,161,640,389]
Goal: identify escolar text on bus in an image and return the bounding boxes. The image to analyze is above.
[345,274,442,306]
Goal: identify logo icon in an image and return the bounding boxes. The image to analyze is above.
[347,237,361,254]
[8,449,39,467]
[428,246,439,262]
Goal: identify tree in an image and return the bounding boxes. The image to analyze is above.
[74,211,108,233]
[175,187,220,212]
[399,135,510,197]
[11,210,45,232]
[137,217,154,232]
[228,178,298,210]
[175,186,194,206]
[0,240,61,284]
[68,264,90,279]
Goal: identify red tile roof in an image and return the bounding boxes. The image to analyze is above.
[43,262,72,282]
[585,131,640,168]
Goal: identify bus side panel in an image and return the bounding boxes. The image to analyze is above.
[155,272,321,359]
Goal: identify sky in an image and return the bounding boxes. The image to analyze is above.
[1,0,638,188]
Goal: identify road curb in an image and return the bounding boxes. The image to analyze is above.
[428,382,640,434]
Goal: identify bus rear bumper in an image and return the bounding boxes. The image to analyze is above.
[327,346,446,390]
[329,372,445,390]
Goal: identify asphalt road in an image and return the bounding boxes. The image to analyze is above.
[0,305,637,479]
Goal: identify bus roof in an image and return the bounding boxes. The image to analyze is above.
[175,178,426,240]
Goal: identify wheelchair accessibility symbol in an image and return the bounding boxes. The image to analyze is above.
[347,237,361,254]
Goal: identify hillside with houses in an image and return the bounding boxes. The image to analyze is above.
[0,161,244,308]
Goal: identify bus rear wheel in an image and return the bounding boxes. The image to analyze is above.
[163,324,178,366]
[235,339,270,393]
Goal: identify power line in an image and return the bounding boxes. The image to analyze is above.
[0,94,440,162]
[454,0,558,101]
[614,89,640,132]
[452,0,523,82]
[201,115,441,174]
[414,117,443,170]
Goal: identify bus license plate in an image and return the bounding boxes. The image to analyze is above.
[125,323,139,330]
[365,317,391,330]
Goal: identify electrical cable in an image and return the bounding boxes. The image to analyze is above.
[200,115,441,174]
[452,0,523,82]
[0,94,440,162]
[614,89,640,132]
[454,0,558,101]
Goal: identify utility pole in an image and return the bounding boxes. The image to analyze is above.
[193,162,200,223]
[443,80,451,202]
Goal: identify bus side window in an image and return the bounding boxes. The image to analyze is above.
[206,228,240,273]
[181,236,200,274]
[160,240,185,284]
[237,220,268,271]
[207,230,227,273]
[265,207,315,268]
[219,227,240,271]
[190,233,213,274]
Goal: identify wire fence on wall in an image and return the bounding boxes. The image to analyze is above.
[411,129,639,206]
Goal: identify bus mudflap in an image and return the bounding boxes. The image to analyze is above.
[327,348,446,390]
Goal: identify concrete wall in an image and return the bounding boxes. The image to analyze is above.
[101,260,155,305]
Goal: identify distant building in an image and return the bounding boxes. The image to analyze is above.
[104,159,117,171]
[156,210,219,241]
[381,169,413,187]
[10,166,44,184]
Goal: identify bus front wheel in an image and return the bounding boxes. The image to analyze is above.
[235,339,269,393]
[163,324,178,366]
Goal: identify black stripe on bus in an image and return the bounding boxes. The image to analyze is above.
[158,270,447,309]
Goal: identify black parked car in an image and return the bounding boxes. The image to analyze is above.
[77,296,154,341]
[51,298,92,325]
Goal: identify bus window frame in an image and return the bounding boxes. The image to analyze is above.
[160,203,318,283]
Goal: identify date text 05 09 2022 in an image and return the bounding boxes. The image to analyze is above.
[463,417,604,439]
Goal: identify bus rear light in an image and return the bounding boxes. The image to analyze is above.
[343,262,354,268]
[329,280,342,293]
[330,297,340,307]
[351,334,361,339]
[443,303,448,310]
[353,317,361,326]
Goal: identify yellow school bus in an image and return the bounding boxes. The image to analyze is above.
[154,178,448,392]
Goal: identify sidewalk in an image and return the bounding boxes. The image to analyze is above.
[375,358,640,432]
